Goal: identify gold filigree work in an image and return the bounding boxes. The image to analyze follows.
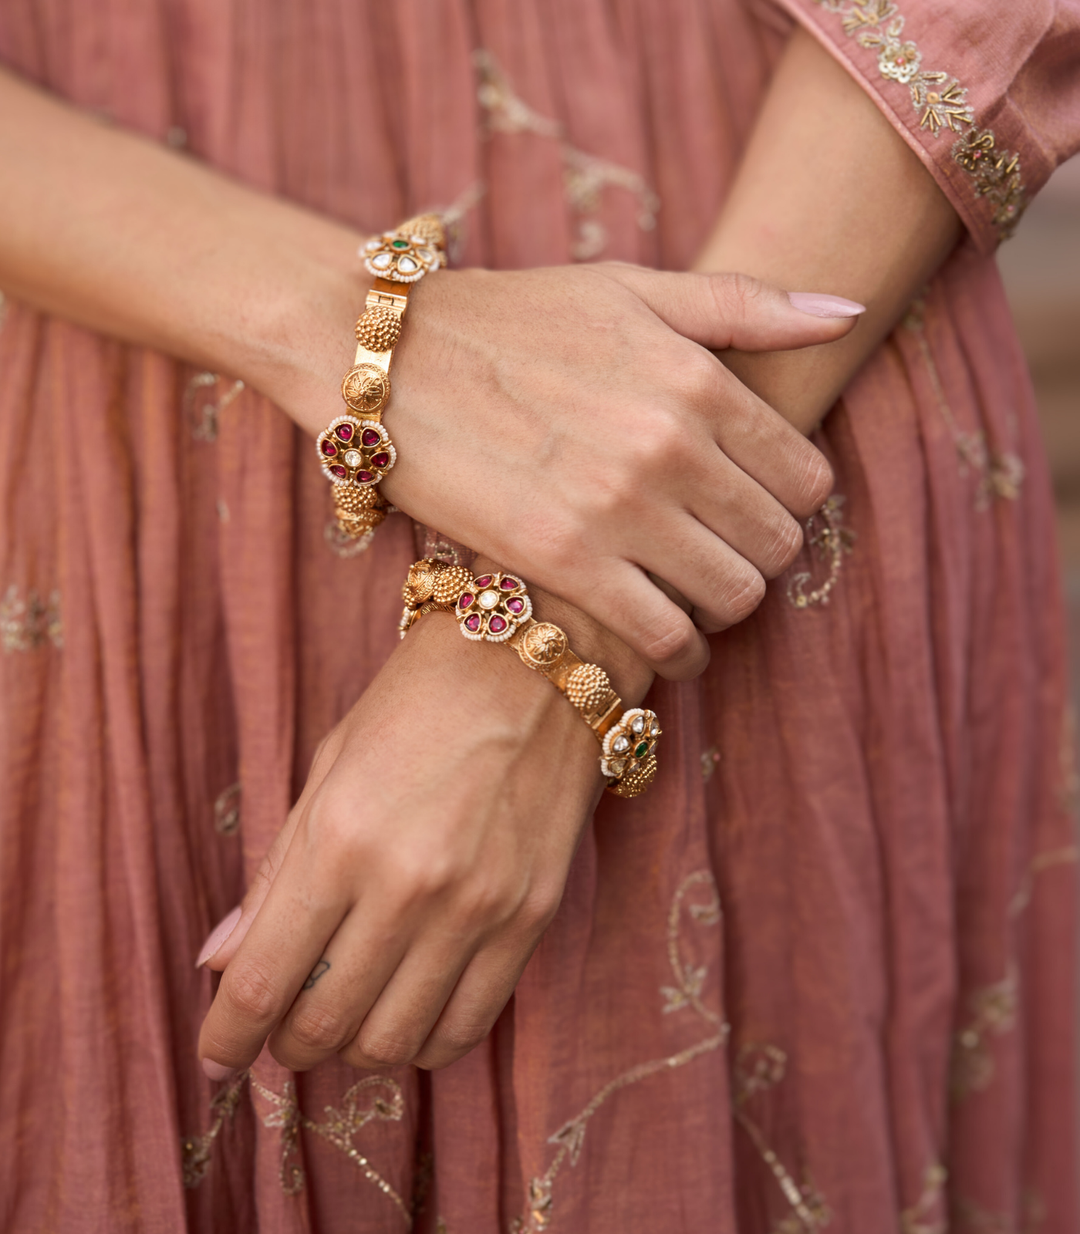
[902,299,1024,505]
[787,496,855,610]
[181,1072,247,1188]
[250,1073,411,1222]
[474,51,659,260]
[810,0,1026,239]
[1,585,63,653]
[509,870,727,1233]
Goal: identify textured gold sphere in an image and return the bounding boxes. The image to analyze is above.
[402,558,441,606]
[431,565,474,605]
[565,662,614,715]
[331,482,380,514]
[336,506,385,539]
[608,754,657,798]
[355,305,402,352]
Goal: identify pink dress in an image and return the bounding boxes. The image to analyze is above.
[2,1,1079,1230]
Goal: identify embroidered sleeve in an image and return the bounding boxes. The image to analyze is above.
[767,0,1080,252]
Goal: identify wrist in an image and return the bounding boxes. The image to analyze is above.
[228,232,370,438]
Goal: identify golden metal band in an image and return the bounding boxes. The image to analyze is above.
[398,559,661,799]
[316,215,448,544]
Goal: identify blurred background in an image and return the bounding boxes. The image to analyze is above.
[998,156,1080,701]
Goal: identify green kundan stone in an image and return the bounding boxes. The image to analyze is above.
[392,239,409,249]
[634,741,649,758]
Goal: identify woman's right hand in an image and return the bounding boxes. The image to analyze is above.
[268,263,859,679]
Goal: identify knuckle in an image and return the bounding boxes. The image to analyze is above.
[790,448,835,516]
[638,615,700,672]
[715,271,765,319]
[670,351,719,408]
[425,1021,490,1063]
[225,961,281,1025]
[721,569,767,624]
[287,1006,352,1055]
[352,1028,419,1069]
[761,516,804,577]
[518,885,561,933]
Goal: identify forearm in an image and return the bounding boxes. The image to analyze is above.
[0,66,359,433]
[694,26,961,434]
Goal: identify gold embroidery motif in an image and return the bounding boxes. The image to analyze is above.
[900,1163,948,1234]
[701,744,721,781]
[733,1044,832,1232]
[950,969,1017,1100]
[474,51,659,261]
[787,496,854,610]
[952,1189,1046,1233]
[213,782,241,836]
[250,1073,410,1223]
[810,0,1026,239]
[902,299,1023,506]
[510,870,726,1233]
[181,1072,247,1189]
[1,585,63,653]
[184,372,245,443]
[1008,845,1079,918]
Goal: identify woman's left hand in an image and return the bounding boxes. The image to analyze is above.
[196,599,632,1075]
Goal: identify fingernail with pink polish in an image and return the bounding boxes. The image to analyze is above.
[202,1058,237,1082]
[788,292,866,318]
[195,906,242,968]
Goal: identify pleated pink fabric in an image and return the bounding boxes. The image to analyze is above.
[1,2,1078,1231]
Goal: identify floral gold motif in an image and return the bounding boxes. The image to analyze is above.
[341,364,391,415]
[519,622,569,669]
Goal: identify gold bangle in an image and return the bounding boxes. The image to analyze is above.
[316,214,447,543]
[398,559,661,799]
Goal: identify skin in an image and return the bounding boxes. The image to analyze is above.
[0,64,854,681]
[0,27,960,1076]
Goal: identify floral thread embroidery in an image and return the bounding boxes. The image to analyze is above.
[787,496,855,610]
[213,782,241,836]
[902,299,1024,506]
[1,585,63,653]
[250,1073,410,1222]
[900,1163,948,1234]
[474,51,659,260]
[950,970,1017,1100]
[809,0,1026,238]
[184,372,244,443]
[733,1044,831,1232]
[181,1072,247,1188]
[510,870,726,1233]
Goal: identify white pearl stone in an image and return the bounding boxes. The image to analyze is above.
[397,256,418,273]
[613,736,630,754]
[344,450,361,467]
[371,252,392,269]
[632,716,645,735]
[478,590,499,609]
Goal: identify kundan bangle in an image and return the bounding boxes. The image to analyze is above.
[398,559,662,799]
[316,214,447,543]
